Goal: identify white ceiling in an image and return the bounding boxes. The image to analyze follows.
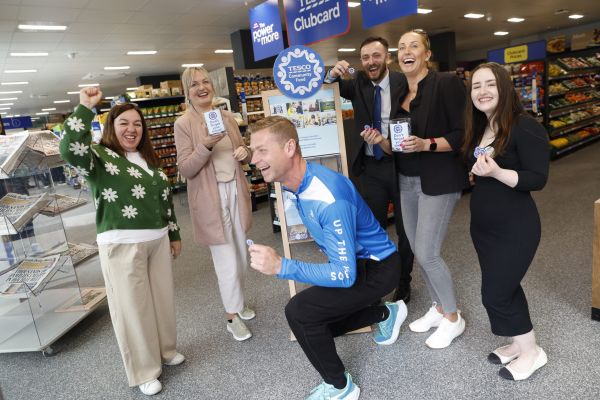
[0,0,598,118]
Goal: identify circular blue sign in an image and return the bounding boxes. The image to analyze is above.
[273,45,324,99]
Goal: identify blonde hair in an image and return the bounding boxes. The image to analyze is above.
[181,67,212,104]
[399,29,433,69]
[249,116,302,156]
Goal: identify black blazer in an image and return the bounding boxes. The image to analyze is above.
[394,70,469,195]
[335,70,407,177]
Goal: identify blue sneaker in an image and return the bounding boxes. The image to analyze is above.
[306,372,360,400]
[373,300,407,345]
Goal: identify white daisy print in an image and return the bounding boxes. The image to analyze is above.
[101,187,118,203]
[127,166,142,179]
[91,147,100,157]
[75,166,89,177]
[131,184,146,199]
[162,187,170,201]
[105,148,119,158]
[159,171,168,181]
[66,117,85,132]
[69,141,89,157]
[105,162,120,175]
[167,208,172,217]
[168,221,179,231]
[122,205,138,219]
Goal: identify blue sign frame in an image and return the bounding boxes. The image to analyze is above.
[283,0,350,46]
[249,0,284,61]
[361,0,417,29]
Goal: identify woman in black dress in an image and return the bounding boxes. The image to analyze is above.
[463,62,549,381]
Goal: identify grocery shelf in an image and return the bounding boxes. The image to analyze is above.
[162,162,177,167]
[144,112,182,119]
[549,98,600,116]
[548,85,593,98]
[247,111,265,115]
[132,95,185,102]
[551,134,600,158]
[148,123,174,129]
[244,94,263,99]
[548,69,598,81]
[159,152,177,158]
[153,143,176,149]
[150,133,175,139]
[550,115,600,138]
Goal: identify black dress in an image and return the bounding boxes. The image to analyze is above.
[469,115,549,337]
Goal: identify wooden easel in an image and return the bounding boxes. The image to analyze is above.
[261,83,371,339]
[592,199,600,321]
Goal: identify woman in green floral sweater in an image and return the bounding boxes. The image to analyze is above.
[59,87,183,396]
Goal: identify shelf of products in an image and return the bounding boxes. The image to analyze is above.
[546,49,600,158]
[503,60,545,116]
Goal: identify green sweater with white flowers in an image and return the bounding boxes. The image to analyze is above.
[59,105,181,241]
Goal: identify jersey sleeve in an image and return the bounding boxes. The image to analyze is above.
[278,200,358,288]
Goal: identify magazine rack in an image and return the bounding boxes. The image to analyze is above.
[0,138,105,355]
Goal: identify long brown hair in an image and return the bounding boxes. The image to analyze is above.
[462,62,524,159]
[100,103,160,168]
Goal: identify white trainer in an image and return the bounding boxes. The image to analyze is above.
[139,379,162,396]
[227,316,252,341]
[409,303,444,333]
[163,352,185,366]
[425,312,466,349]
[237,305,256,321]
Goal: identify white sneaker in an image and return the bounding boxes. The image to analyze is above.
[163,352,185,366]
[139,379,162,396]
[237,305,256,321]
[425,312,465,349]
[227,316,252,341]
[409,303,444,333]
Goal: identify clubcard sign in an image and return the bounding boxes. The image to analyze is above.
[273,45,324,99]
[249,0,284,61]
[283,0,350,45]
[361,0,417,29]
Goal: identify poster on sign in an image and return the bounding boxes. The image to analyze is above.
[283,0,350,45]
[361,0,418,29]
[273,45,325,99]
[249,0,284,61]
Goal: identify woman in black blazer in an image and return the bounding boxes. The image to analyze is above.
[393,30,469,349]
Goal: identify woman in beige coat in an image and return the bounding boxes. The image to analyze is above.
[174,67,254,341]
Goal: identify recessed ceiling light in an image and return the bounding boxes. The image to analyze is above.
[347,2,360,7]
[104,96,115,100]
[464,13,485,19]
[10,52,48,57]
[1,81,29,85]
[4,69,37,73]
[127,50,157,55]
[0,112,7,115]
[214,49,234,54]
[0,103,14,106]
[42,107,56,111]
[104,66,130,70]
[18,24,67,31]
[126,87,138,91]
[417,8,433,14]
[78,83,99,87]
[388,48,398,52]
[67,91,80,94]
[54,100,70,103]
[0,107,11,110]
[31,117,40,120]
[494,31,509,36]
[569,14,584,19]
[181,63,204,68]
[0,97,18,101]
[338,48,356,52]
[507,17,525,23]
[13,114,20,117]
[36,112,49,115]
[0,90,23,94]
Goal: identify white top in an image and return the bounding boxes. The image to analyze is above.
[96,151,167,245]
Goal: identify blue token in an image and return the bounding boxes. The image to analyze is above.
[246,239,254,246]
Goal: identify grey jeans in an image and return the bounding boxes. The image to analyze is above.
[399,174,460,313]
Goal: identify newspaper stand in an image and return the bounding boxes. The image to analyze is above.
[0,131,105,355]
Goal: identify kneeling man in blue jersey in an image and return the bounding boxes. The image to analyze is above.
[248,116,407,400]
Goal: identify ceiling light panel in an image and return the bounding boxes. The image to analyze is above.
[507,17,525,22]
[4,69,37,73]
[127,50,157,55]
[18,24,68,31]
[417,8,433,14]
[10,52,48,57]
[464,13,485,19]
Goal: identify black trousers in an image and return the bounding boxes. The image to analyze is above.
[284,252,401,388]
[360,156,414,291]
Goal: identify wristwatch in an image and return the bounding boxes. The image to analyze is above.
[429,138,437,152]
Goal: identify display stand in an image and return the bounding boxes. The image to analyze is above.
[592,199,600,321]
[0,131,106,355]
[261,83,370,338]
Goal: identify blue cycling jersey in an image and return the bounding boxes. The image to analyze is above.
[278,162,397,288]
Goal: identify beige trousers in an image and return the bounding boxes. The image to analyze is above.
[98,234,177,387]
[208,180,248,314]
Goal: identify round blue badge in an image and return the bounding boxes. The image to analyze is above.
[273,45,324,99]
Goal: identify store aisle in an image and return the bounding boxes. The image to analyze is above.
[1,143,599,400]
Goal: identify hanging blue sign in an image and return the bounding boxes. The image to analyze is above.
[273,45,324,99]
[2,116,33,129]
[283,0,350,46]
[361,0,418,29]
[249,0,284,61]
[487,40,547,64]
